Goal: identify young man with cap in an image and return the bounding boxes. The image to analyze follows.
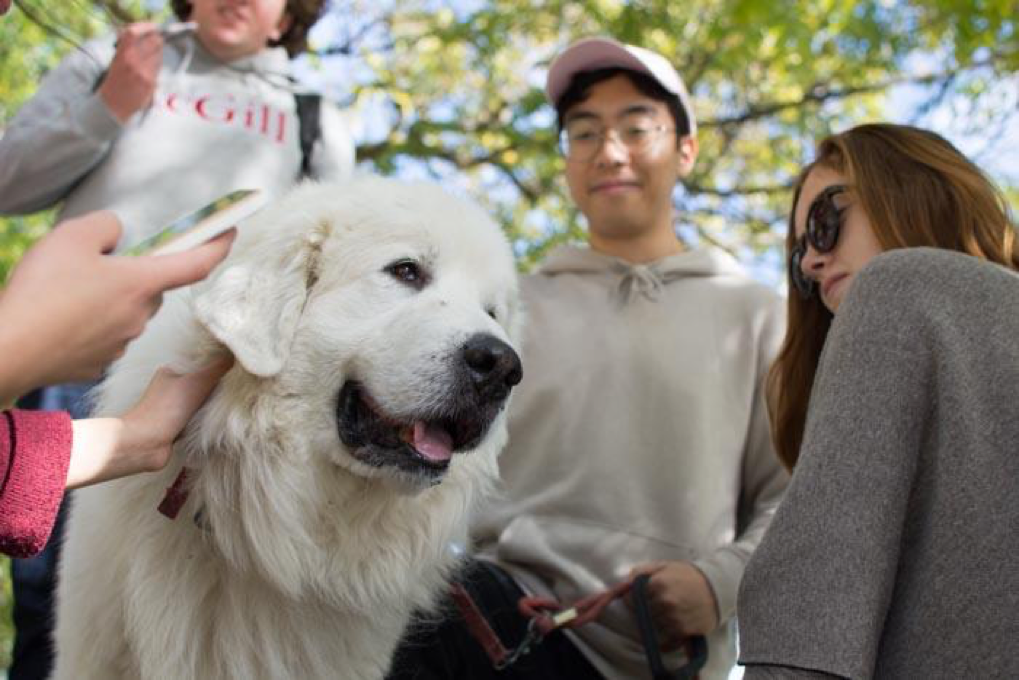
[388,37,787,680]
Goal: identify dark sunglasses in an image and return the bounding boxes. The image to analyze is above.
[789,184,848,299]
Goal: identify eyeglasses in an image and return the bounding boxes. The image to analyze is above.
[559,116,675,162]
[789,184,848,299]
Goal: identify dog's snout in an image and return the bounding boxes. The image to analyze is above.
[462,333,522,400]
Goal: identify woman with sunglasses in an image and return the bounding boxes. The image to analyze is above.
[736,123,1019,678]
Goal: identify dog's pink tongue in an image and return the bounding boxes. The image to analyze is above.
[413,422,453,462]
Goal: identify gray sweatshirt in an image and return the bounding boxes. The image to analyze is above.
[474,244,789,679]
[738,248,1019,679]
[0,30,354,249]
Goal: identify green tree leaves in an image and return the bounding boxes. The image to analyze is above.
[1,0,1015,280]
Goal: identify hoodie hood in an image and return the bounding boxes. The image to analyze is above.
[182,32,293,83]
[538,244,747,304]
[85,28,296,95]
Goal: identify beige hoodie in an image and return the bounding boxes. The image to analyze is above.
[474,244,789,679]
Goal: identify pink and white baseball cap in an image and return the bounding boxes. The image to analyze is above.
[545,37,697,136]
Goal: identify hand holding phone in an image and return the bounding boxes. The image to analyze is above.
[124,189,266,256]
[0,211,234,404]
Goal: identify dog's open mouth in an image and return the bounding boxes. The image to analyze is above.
[336,381,494,478]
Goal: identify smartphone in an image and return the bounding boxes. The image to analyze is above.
[114,21,197,48]
[160,21,198,40]
[124,188,267,256]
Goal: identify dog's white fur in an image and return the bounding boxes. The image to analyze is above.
[53,177,521,679]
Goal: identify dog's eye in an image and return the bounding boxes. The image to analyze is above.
[384,259,428,290]
[486,307,498,320]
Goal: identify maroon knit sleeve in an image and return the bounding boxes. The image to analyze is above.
[0,409,73,557]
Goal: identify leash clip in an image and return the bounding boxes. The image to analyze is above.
[493,618,544,670]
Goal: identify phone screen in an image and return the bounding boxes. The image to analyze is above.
[124,189,263,256]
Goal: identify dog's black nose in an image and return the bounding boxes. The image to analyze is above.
[462,333,522,400]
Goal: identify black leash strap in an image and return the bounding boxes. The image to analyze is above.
[632,574,709,680]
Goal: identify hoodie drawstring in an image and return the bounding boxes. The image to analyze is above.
[614,263,685,304]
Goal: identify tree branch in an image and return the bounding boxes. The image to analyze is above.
[306,16,392,57]
[704,55,1007,128]
[684,182,791,197]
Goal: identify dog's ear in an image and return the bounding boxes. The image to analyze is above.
[193,234,322,378]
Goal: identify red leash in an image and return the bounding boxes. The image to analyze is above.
[451,574,707,678]
[518,578,635,634]
[450,578,634,669]
[157,467,193,519]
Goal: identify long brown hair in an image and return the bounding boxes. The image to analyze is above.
[171,0,326,57]
[768,123,1019,470]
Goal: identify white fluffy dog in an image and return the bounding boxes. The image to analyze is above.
[53,177,523,679]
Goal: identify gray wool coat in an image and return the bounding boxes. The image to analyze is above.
[738,247,1019,679]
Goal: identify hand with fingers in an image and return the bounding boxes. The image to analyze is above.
[628,560,720,652]
[97,22,165,122]
[0,210,234,404]
[66,357,233,489]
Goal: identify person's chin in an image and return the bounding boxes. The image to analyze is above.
[590,190,645,217]
[204,34,258,60]
[823,275,852,313]
[209,29,245,45]
[589,217,647,242]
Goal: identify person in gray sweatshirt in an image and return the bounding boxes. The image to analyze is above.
[738,123,1019,679]
[388,37,788,680]
[0,0,353,249]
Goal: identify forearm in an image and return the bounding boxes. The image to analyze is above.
[0,95,121,214]
[61,360,231,490]
[0,304,51,406]
[0,45,120,214]
[67,417,129,489]
[0,362,35,410]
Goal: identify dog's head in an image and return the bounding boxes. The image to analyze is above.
[78,178,523,660]
[192,177,522,492]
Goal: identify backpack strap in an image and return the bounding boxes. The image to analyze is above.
[294,92,322,178]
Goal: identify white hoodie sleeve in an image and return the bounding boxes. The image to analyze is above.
[0,41,122,215]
